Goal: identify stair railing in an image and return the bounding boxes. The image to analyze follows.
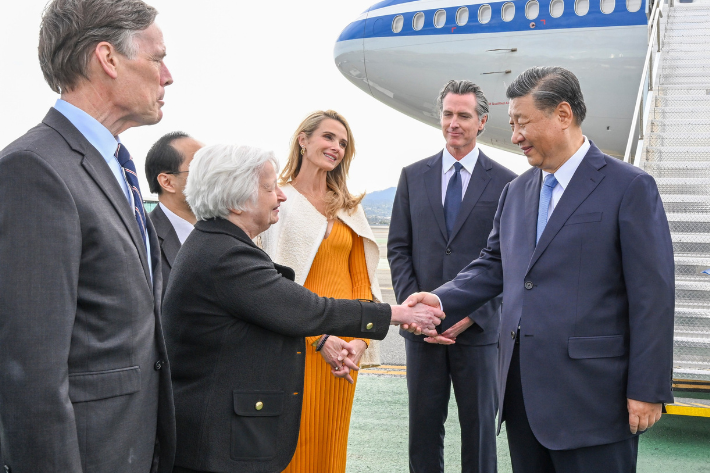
[623,0,674,166]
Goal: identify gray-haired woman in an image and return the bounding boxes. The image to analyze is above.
[162,144,444,473]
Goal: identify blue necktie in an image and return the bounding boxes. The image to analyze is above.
[444,162,463,238]
[115,143,148,247]
[536,173,558,245]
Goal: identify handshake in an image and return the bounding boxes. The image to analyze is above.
[320,292,446,383]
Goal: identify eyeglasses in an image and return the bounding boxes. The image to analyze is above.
[166,170,189,175]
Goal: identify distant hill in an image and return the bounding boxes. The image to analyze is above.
[362,187,396,225]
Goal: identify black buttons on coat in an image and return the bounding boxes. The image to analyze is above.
[154,360,163,371]
[524,281,533,290]
[446,248,452,255]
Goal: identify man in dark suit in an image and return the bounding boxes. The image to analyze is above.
[409,67,675,472]
[0,1,176,472]
[145,132,203,299]
[388,80,516,473]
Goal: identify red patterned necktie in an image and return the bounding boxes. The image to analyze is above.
[115,143,147,246]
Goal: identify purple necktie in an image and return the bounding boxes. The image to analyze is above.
[115,143,147,246]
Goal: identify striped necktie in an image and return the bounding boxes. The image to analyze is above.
[115,143,147,246]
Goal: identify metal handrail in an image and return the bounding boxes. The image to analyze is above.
[623,0,674,164]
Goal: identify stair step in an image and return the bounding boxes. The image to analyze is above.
[655,96,710,107]
[675,257,710,277]
[651,120,710,133]
[667,213,710,222]
[652,108,710,120]
[646,135,710,147]
[657,85,710,96]
[672,233,710,243]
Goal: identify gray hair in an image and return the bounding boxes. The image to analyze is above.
[437,80,489,136]
[506,66,587,126]
[39,0,158,94]
[185,144,280,221]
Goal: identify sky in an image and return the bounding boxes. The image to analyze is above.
[0,0,531,197]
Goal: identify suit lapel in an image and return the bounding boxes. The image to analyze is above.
[526,146,606,275]
[448,150,492,242]
[43,109,152,287]
[524,168,542,270]
[151,205,181,268]
[423,152,447,241]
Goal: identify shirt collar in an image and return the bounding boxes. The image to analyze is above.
[442,145,479,175]
[542,136,590,191]
[159,202,194,245]
[53,99,120,163]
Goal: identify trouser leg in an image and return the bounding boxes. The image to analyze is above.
[450,342,498,473]
[405,339,451,473]
[549,436,639,473]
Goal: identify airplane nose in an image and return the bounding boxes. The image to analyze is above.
[334,17,371,98]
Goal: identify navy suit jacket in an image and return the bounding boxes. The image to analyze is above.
[434,142,675,449]
[388,149,517,345]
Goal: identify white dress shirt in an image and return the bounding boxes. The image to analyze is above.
[542,136,590,221]
[159,202,194,245]
[441,146,479,205]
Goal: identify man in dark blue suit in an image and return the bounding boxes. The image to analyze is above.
[408,67,675,472]
[388,80,517,473]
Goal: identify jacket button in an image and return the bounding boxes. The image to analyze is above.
[255,401,264,411]
[154,360,163,371]
[446,248,452,255]
[524,281,533,290]
[4,465,10,473]
[366,322,373,330]
[511,331,516,340]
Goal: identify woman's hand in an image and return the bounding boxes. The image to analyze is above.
[390,299,445,337]
[318,336,360,384]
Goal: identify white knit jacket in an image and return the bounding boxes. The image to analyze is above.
[260,183,383,367]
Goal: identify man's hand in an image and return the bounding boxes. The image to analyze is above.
[318,336,360,384]
[627,398,662,434]
[404,292,441,310]
[390,301,445,337]
[424,317,474,345]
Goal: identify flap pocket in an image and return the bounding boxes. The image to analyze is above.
[233,391,284,417]
[69,366,141,403]
[568,335,626,359]
[565,212,603,225]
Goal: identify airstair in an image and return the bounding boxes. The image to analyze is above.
[626,0,710,416]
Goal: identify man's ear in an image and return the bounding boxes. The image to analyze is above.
[556,102,574,130]
[157,173,175,194]
[94,41,119,80]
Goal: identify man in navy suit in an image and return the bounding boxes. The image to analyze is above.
[388,80,516,473]
[407,67,675,472]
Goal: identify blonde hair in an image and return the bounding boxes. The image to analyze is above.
[280,110,364,219]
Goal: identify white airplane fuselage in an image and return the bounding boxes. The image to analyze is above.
[334,0,649,157]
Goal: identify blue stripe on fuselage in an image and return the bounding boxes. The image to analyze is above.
[369,0,423,10]
[337,0,647,42]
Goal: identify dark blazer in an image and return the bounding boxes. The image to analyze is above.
[149,203,183,300]
[163,218,391,473]
[433,142,675,450]
[0,108,175,473]
[388,149,517,345]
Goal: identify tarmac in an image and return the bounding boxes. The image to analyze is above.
[345,227,710,472]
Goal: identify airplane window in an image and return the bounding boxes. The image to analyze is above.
[626,0,642,11]
[575,0,589,14]
[526,0,540,19]
[392,15,404,33]
[413,12,425,30]
[502,2,515,21]
[434,9,446,28]
[479,5,492,23]
[456,6,470,25]
[601,0,615,12]
[550,0,564,17]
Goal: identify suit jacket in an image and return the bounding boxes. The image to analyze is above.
[433,142,675,449]
[162,218,391,473]
[149,204,183,300]
[388,149,517,345]
[0,108,175,473]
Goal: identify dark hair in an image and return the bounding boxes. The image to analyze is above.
[437,80,489,136]
[506,66,587,126]
[39,0,158,93]
[145,132,190,195]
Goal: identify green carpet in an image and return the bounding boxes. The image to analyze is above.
[347,375,710,472]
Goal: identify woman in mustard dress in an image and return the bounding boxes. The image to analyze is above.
[260,110,383,472]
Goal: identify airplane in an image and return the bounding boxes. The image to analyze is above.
[333,0,649,157]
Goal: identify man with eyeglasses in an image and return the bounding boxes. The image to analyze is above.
[145,131,203,299]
